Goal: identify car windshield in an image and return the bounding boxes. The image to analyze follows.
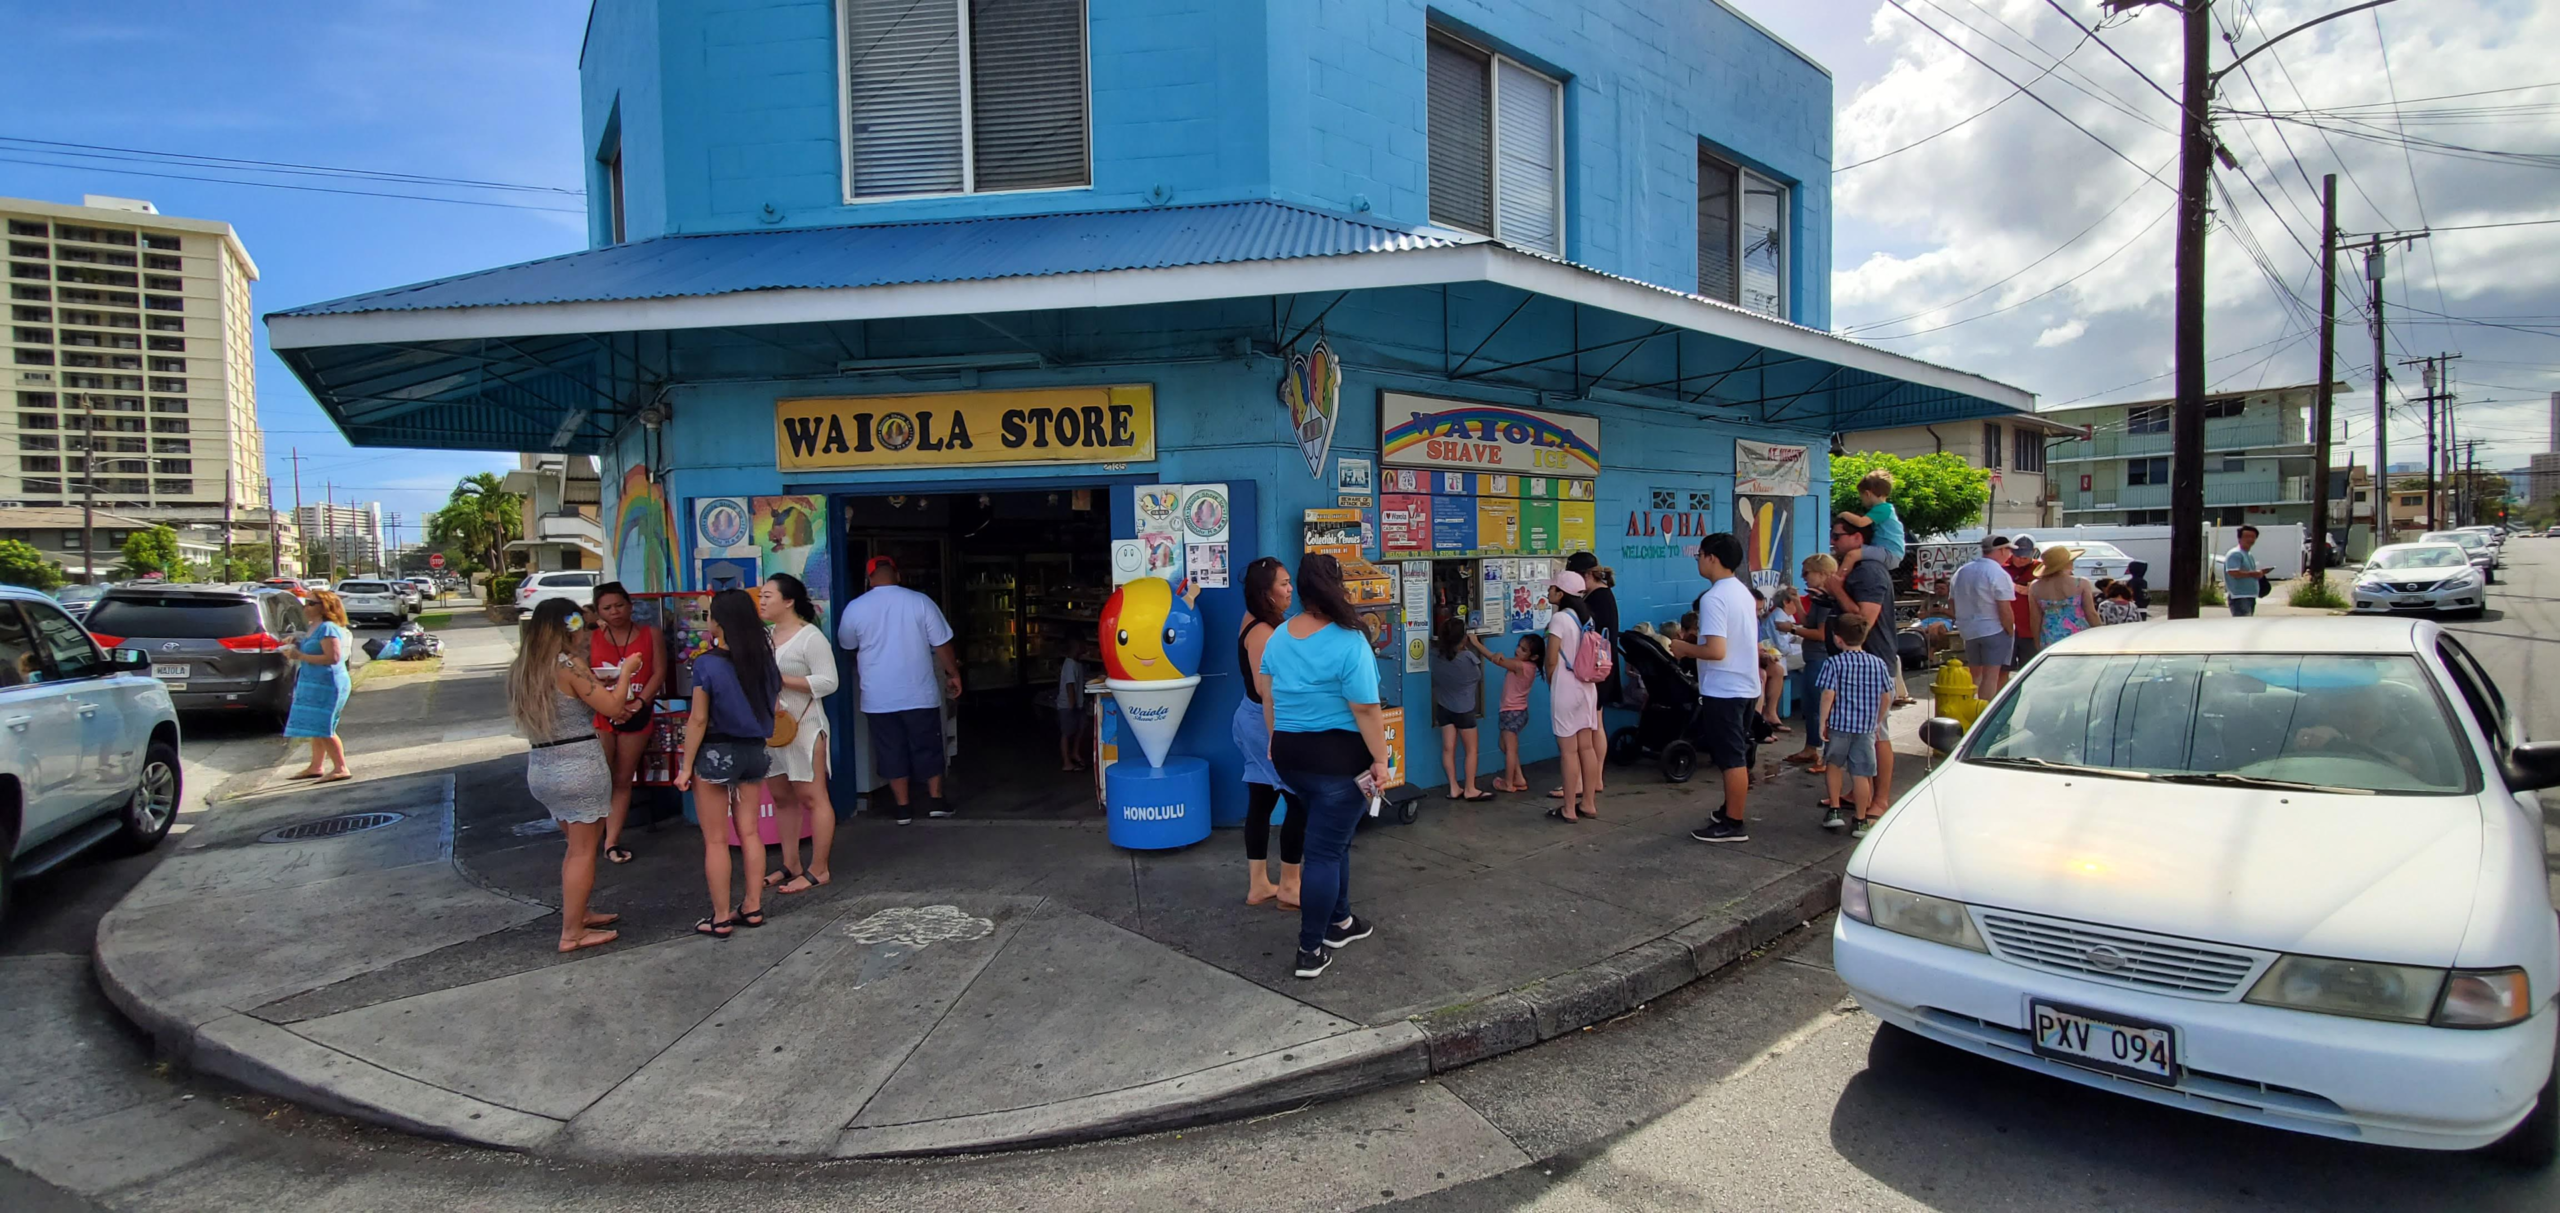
[2367,546,2469,571]
[338,581,390,593]
[1964,653,2474,795]
[2422,532,2484,551]
[57,585,105,603]
[86,597,262,639]
[2075,541,2128,561]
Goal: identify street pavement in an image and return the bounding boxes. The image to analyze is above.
[2,558,2554,1209]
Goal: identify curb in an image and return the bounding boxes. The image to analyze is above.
[1415,864,1841,1072]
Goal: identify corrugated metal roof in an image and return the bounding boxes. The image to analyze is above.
[274,200,1481,317]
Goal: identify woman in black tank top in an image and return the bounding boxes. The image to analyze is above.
[1231,558,1304,908]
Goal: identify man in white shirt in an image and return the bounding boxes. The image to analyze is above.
[1666,533,1763,844]
[835,555,963,824]
[1949,535,2018,697]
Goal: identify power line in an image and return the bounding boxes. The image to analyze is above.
[0,156,587,213]
[1861,198,2177,340]
[0,137,581,196]
[2039,0,2182,109]
[1840,160,2168,333]
[1931,0,2171,133]
[1835,25,2098,173]
[1880,0,2175,192]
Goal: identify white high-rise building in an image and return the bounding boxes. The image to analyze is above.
[4,195,274,547]
[294,501,384,572]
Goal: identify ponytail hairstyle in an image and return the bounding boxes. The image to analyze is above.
[1433,615,1465,660]
[1293,553,1359,628]
[764,571,817,623]
[1241,556,1289,629]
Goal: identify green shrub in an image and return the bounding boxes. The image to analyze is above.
[2288,577,2348,610]
[488,573,523,605]
[2199,576,2224,606]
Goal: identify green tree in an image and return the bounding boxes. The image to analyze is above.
[0,540,66,592]
[428,472,522,576]
[115,526,198,581]
[1828,450,1992,540]
[211,544,274,582]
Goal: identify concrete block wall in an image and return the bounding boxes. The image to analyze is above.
[578,0,1832,324]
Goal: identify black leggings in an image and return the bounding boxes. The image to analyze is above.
[1243,782,1308,864]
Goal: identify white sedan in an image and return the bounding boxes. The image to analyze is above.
[2065,539,2135,586]
[1838,618,2558,1164]
[2352,543,2488,619]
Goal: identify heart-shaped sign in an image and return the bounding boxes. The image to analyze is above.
[1278,339,1341,481]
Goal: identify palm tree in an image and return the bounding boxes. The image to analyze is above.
[429,472,522,576]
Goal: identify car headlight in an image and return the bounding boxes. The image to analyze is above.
[1850,878,1988,953]
[2246,955,2442,1022]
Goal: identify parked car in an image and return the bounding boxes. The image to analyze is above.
[1840,618,2559,1165]
[2066,540,2134,586]
[389,579,424,613]
[258,577,310,600]
[54,583,106,623]
[2423,531,2500,582]
[85,585,308,726]
[2351,543,2487,619]
[333,580,410,626]
[515,570,601,616]
[0,585,182,927]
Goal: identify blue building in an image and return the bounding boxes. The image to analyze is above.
[269,0,2029,825]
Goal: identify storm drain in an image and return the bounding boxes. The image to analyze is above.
[259,811,406,843]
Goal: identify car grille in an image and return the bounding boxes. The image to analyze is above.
[1978,912,2262,996]
[2388,582,2441,594]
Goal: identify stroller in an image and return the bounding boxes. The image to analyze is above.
[1607,629,1709,782]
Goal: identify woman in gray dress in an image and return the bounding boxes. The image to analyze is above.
[508,598,642,954]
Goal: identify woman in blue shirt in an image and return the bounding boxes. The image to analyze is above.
[1258,553,1390,980]
[676,589,781,939]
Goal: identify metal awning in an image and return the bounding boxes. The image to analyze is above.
[266,201,2034,454]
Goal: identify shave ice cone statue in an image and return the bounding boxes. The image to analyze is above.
[1100,577,1204,767]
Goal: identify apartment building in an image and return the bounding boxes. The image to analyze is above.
[500,453,604,571]
[5,195,272,547]
[294,500,384,572]
[2044,383,2332,528]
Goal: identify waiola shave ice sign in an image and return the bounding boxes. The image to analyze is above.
[1379,392,1600,476]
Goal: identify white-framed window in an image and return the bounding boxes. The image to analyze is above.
[837,0,1091,201]
[2126,404,2170,435]
[1426,30,1563,257]
[1698,148,1786,317]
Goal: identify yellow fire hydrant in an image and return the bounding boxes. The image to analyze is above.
[1929,660,1987,739]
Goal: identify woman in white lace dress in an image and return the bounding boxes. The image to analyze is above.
[760,573,841,894]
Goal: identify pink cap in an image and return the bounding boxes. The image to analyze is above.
[1548,570,1587,595]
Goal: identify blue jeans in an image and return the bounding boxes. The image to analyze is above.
[1274,765,1364,953]
[2228,595,2257,617]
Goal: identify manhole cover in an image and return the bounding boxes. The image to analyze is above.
[259,812,406,843]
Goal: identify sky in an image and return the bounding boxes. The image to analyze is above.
[1,0,2552,526]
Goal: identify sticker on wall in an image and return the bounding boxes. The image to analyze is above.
[1478,561,1506,636]
[1336,456,1372,494]
[752,495,831,621]
[1179,484,1230,543]
[1110,539,1146,585]
[1279,339,1342,480]
[1134,484,1180,535]
[694,497,754,557]
[1735,440,1812,497]
[694,554,760,594]
[1186,541,1230,589]
[1141,532,1183,583]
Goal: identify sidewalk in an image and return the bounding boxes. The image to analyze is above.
[95,652,1892,1162]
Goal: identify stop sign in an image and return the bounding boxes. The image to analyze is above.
[429,553,446,569]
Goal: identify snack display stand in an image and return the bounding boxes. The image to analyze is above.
[625,591,807,844]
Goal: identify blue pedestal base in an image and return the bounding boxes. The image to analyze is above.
[1104,756,1213,851]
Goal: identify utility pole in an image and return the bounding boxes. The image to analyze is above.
[2400,353,2459,531]
[290,448,306,578]
[2311,173,2338,576]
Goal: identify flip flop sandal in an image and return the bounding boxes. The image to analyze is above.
[1544,807,1579,823]
[604,846,635,865]
[775,871,819,895]
[695,917,734,939]
[1462,791,1497,803]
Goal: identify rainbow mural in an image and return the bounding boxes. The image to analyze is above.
[611,463,679,593]
[1378,395,1602,476]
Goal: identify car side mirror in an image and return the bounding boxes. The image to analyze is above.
[1921,716,1966,755]
[110,647,150,671]
[2503,741,2560,792]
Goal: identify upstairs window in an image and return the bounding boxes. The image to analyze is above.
[1982,422,2004,469]
[1699,148,1787,317]
[2126,404,2169,435]
[1426,31,1563,256]
[840,0,1090,199]
[2012,429,2045,473]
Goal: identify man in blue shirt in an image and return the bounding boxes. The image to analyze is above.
[2223,525,2268,617]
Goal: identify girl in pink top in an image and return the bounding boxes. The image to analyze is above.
[1475,632,1544,793]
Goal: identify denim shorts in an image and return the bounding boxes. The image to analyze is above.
[1822,729,1878,778]
[1498,708,1529,735]
[694,737,772,785]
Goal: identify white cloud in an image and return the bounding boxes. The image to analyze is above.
[2034,319,2087,348]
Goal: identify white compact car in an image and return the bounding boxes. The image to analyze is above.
[2065,540,2135,586]
[333,579,409,626]
[1837,618,2558,1164]
[2352,543,2488,619]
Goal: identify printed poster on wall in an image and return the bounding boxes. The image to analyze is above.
[1135,484,1183,582]
[1738,496,1795,593]
[1405,629,1428,674]
[1109,539,1146,585]
[752,495,831,620]
[1186,542,1230,588]
[1335,456,1372,494]
[1179,483,1230,543]
[694,554,760,594]
[1734,439,1813,498]
[693,496,754,557]
[1478,561,1506,635]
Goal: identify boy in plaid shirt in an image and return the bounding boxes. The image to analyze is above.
[1815,613,1894,837]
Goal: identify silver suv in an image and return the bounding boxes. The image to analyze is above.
[334,579,411,626]
[0,585,182,926]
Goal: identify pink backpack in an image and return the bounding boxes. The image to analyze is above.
[1571,621,1614,685]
